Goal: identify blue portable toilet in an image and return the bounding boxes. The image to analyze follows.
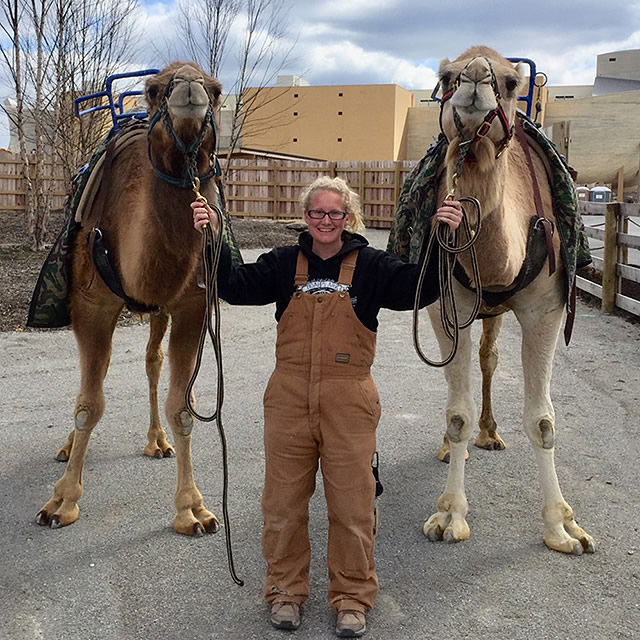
[589,186,612,202]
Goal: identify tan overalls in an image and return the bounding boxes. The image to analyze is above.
[262,249,381,614]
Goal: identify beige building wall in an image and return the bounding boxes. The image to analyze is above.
[597,49,640,81]
[242,84,413,162]
[544,91,640,185]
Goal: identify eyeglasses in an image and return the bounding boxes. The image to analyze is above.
[307,209,348,220]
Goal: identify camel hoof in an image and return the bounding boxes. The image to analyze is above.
[443,529,459,543]
[35,510,50,526]
[475,434,506,451]
[55,450,69,462]
[423,522,443,542]
[568,540,584,556]
[581,536,596,554]
[437,449,450,463]
[204,517,220,534]
[163,448,175,458]
[193,522,205,537]
[153,450,163,459]
[49,515,63,529]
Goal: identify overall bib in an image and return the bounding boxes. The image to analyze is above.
[262,249,381,614]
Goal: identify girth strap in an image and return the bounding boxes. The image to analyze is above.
[453,216,551,308]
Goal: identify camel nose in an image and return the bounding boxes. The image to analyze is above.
[174,65,204,84]
[461,59,492,86]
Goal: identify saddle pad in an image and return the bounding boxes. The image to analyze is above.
[27,119,243,329]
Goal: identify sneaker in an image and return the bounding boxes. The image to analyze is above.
[335,610,366,637]
[270,601,301,630]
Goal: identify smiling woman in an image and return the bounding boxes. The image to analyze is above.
[190,173,462,636]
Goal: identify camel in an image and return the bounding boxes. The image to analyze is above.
[35,62,225,536]
[417,47,594,554]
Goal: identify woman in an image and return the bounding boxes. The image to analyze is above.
[192,177,462,637]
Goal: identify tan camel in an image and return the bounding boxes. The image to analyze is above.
[36,63,223,536]
[423,47,595,554]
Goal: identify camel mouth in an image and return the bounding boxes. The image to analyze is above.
[168,103,210,120]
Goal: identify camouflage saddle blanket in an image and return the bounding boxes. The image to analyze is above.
[387,111,592,321]
[27,119,243,329]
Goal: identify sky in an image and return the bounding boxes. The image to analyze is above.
[2,0,640,148]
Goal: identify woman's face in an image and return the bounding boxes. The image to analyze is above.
[304,190,349,255]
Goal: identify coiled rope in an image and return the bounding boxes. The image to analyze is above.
[185,178,244,586]
[412,193,483,367]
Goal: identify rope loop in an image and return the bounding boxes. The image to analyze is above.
[412,196,483,367]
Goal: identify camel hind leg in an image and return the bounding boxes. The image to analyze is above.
[143,310,175,459]
[516,302,595,555]
[474,315,507,451]
[165,297,219,536]
[37,295,121,528]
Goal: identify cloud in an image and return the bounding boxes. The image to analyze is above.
[299,39,438,88]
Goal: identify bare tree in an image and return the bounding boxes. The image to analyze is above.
[173,0,295,177]
[47,0,139,179]
[0,0,139,249]
[0,0,35,243]
[223,0,295,175]
[176,0,240,79]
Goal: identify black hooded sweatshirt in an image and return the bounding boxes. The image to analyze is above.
[216,230,439,332]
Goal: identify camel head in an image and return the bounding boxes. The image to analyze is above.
[145,62,223,183]
[437,46,524,171]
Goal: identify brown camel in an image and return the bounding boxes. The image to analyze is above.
[36,62,224,536]
[422,47,595,554]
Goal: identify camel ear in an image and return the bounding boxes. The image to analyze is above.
[513,62,526,81]
[207,79,223,108]
[438,58,452,76]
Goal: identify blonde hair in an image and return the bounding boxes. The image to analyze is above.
[300,176,365,233]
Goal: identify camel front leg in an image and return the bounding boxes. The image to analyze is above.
[165,301,219,536]
[424,304,475,543]
[143,310,175,459]
[516,303,595,555]
[37,296,121,528]
[475,315,507,451]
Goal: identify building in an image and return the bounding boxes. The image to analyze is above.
[240,83,414,162]
[238,48,640,191]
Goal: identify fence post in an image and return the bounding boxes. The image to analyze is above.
[601,202,618,313]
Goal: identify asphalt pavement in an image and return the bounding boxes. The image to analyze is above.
[1,231,639,640]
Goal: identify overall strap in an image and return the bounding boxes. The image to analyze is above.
[294,250,308,286]
[338,250,359,286]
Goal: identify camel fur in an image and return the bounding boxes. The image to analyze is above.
[423,47,595,554]
[36,63,225,536]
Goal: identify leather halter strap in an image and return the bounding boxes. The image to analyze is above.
[437,56,514,160]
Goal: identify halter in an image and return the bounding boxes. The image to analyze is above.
[147,73,220,188]
[435,56,514,165]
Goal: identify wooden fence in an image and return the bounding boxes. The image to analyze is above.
[3,153,638,317]
[578,201,640,317]
[0,155,68,212]
[225,158,416,228]
[0,153,416,228]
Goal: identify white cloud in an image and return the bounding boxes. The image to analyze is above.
[304,40,439,88]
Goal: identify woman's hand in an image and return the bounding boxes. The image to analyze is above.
[190,200,219,233]
[434,199,463,231]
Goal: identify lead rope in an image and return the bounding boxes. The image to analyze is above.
[412,171,483,367]
[185,177,244,587]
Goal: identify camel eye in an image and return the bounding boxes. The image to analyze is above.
[505,77,518,92]
[146,85,159,100]
[439,72,454,90]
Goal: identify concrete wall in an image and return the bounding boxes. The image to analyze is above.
[544,90,640,185]
[597,49,640,82]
